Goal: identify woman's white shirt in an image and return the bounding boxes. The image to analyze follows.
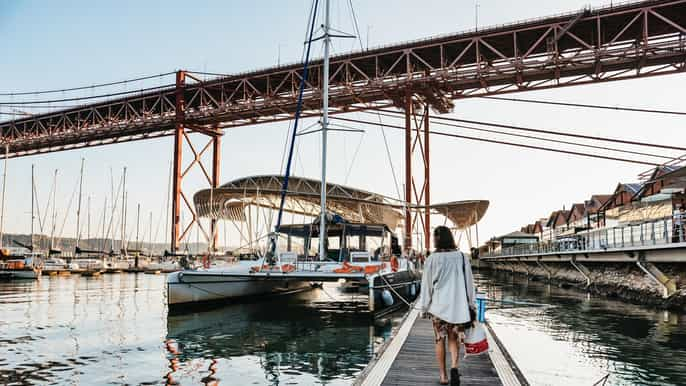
[417,250,476,324]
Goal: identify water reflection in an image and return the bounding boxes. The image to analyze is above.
[478,270,686,386]
[165,288,394,385]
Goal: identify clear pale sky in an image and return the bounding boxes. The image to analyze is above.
[0,1,683,250]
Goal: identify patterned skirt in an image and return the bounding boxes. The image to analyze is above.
[430,314,472,343]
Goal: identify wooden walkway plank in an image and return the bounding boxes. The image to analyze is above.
[379,317,502,386]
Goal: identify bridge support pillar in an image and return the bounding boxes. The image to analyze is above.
[403,91,431,254]
[570,259,592,287]
[171,70,223,253]
[636,261,677,299]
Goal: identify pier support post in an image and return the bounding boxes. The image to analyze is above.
[570,259,592,287]
[368,276,376,312]
[536,260,554,281]
[636,260,677,298]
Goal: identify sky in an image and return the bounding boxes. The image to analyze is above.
[0,0,684,251]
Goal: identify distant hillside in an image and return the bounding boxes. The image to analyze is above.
[0,233,209,256]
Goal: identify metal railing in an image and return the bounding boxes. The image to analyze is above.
[482,217,685,258]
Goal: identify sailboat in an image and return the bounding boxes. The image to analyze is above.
[167,1,424,313]
[0,153,43,279]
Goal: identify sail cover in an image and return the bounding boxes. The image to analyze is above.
[193,175,488,230]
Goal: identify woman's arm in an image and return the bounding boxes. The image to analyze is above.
[417,256,433,313]
[463,253,476,307]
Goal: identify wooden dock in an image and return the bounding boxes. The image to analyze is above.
[356,309,527,386]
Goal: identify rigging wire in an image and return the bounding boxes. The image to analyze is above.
[279,0,318,174]
[347,0,365,50]
[331,116,660,166]
[274,0,320,238]
[0,72,175,97]
[343,130,365,185]
[369,111,677,160]
[374,109,686,152]
[479,95,686,116]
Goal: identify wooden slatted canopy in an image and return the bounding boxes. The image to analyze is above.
[193,175,488,230]
[429,200,489,229]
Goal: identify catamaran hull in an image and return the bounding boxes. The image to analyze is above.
[167,271,312,310]
[369,269,422,314]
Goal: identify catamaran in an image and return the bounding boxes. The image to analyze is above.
[166,1,488,314]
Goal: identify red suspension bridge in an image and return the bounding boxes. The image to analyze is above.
[1,0,685,252]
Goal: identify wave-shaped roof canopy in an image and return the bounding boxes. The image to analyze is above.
[194,175,488,230]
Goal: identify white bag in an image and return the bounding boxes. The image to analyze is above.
[463,322,489,356]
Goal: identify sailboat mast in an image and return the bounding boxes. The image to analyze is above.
[136,203,140,250]
[76,158,84,248]
[121,168,127,254]
[101,197,107,252]
[148,211,152,256]
[0,144,8,249]
[50,169,58,250]
[87,195,91,242]
[31,164,35,250]
[319,0,331,261]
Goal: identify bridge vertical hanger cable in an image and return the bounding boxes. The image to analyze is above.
[270,0,321,261]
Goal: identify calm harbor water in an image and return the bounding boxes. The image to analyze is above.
[0,274,397,385]
[476,269,686,386]
[2,271,686,385]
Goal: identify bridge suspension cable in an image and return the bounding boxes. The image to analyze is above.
[375,109,686,152]
[0,83,174,105]
[367,111,679,160]
[332,116,660,167]
[479,96,686,117]
[0,72,175,97]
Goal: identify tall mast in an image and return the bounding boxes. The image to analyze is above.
[148,211,152,256]
[319,0,331,261]
[76,158,85,248]
[0,144,8,249]
[101,197,107,252]
[50,169,58,250]
[135,203,140,250]
[30,164,35,250]
[87,195,91,242]
[121,167,127,254]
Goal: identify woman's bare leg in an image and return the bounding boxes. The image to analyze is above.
[447,329,460,369]
[435,338,448,383]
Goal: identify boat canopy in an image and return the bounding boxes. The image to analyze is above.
[193,175,489,230]
[278,223,390,238]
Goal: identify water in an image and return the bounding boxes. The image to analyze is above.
[0,274,397,385]
[477,269,686,386]
[4,272,686,385]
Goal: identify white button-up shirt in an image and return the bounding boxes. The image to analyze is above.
[418,250,476,324]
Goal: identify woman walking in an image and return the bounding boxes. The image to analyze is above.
[418,226,476,385]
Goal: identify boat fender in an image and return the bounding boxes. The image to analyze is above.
[381,289,394,307]
[178,272,184,283]
[390,256,399,272]
[410,283,416,297]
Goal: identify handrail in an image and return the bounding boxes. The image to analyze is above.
[482,216,683,258]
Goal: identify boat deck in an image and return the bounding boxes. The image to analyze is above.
[357,310,527,386]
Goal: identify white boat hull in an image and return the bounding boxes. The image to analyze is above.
[167,269,312,308]
[0,269,41,279]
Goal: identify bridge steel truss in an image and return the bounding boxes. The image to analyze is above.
[1,0,685,251]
